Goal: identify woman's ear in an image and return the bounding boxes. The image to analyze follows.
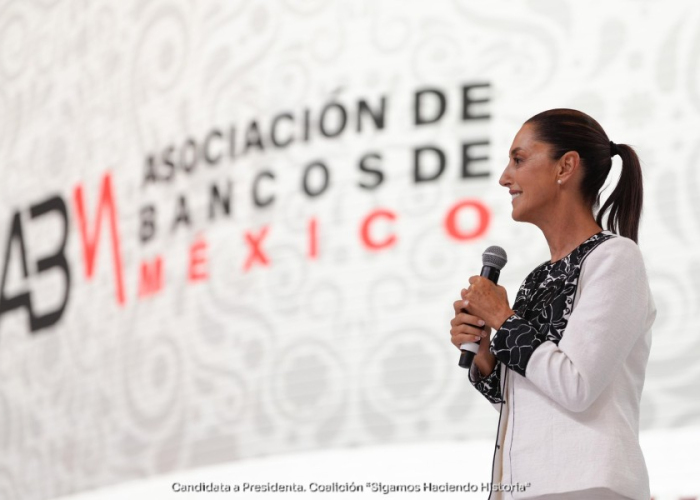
[557,151,580,184]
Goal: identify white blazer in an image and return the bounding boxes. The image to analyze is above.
[470,233,655,500]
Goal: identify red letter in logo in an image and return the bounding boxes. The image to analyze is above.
[444,199,490,241]
[73,172,126,305]
[139,256,164,297]
[188,237,209,282]
[243,227,270,271]
[360,209,397,251]
[308,217,318,260]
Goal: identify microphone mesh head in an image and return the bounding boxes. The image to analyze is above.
[482,246,507,270]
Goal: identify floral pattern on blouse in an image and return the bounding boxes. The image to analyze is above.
[471,232,614,401]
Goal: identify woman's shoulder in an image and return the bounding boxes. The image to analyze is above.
[520,231,644,288]
[585,231,644,265]
[579,231,650,288]
[576,232,654,318]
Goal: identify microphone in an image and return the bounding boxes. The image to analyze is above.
[458,246,508,369]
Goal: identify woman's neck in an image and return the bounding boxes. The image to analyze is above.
[538,205,603,263]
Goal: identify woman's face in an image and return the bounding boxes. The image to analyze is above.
[499,123,560,224]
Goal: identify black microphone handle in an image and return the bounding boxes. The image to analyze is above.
[458,265,500,369]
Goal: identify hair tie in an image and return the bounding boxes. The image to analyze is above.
[609,140,621,158]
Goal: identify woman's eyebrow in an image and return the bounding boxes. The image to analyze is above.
[509,147,523,157]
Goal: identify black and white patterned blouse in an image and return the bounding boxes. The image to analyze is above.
[470,231,614,404]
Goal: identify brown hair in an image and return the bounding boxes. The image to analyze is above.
[525,108,643,243]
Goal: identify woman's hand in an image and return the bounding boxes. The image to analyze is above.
[450,296,490,350]
[451,290,496,377]
[463,276,515,330]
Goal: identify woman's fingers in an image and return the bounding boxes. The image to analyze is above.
[452,290,492,350]
[450,312,486,327]
[450,331,483,349]
[459,323,488,337]
[452,299,470,314]
[451,323,488,339]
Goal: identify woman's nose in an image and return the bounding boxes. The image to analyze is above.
[499,166,511,187]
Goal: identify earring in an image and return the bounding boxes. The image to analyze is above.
[557,180,562,185]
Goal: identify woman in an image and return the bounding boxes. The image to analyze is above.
[450,109,656,500]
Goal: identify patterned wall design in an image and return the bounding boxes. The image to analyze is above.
[1,1,699,498]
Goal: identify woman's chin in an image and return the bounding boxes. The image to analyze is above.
[511,209,533,224]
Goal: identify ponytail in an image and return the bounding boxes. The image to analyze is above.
[594,144,643,243]
[525,109,645,244]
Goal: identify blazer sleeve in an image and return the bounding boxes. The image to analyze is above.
[468,357,505,408]
[489,236,653,413]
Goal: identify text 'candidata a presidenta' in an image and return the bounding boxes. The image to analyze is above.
[171,481,532,494]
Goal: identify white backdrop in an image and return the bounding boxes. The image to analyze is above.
[1,0,699,499]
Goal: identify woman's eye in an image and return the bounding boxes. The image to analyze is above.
[513,157,522,165]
